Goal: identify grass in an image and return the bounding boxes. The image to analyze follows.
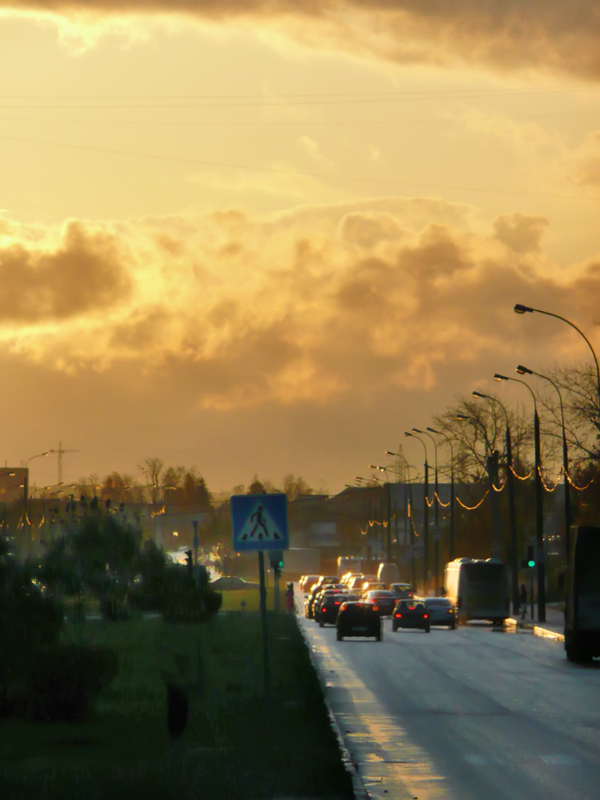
[0,610,353,800]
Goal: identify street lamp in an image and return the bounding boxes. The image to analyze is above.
[414,428,441,593]
[405,431,429,591]
[471,392,519,614]
[427,427,456,562]
[369,465,393,560]
[514,303,600,417]
[494,372,546,622]
[385,453,418,588]
[516,364,572,561]
[24,452,49,554]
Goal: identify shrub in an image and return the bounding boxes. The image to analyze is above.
[28,643,119,722]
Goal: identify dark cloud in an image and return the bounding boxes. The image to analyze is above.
[0,220,132,323]
[6,1,600,81]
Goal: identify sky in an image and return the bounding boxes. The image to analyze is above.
[2,1,600,495]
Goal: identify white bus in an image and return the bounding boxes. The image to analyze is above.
[565,525,600,662]
[444,557,510,625]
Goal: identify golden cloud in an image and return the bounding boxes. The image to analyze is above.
[5,1,600,81]
[1,199,597,411]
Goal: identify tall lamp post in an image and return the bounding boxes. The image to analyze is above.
[514,304,600,418]
[471,392,519,614]
[427,428,456,562]
[494,372,546,622]
[413,428,441,592]
[369,465,395,562]
[24,451,49,555]
[516,364,572,560]
[385,451,419,587]
[404,431,429,592]
[356,476,385,558]
[456,412,503,562]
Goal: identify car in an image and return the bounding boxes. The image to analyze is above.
[347,575,365,592]
[310,585,345,619]
[300,574,320,593]
[315,575,339,591]
[313,588,345,619]
[336,601,382,641]
[424,597,457,629]
[389,583,415,599]
[318,593,359,626]
[363,589,398,616]
[361,581,386,594]
[392,599,430,632]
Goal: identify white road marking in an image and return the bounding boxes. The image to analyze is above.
[540,755,580,766]
[464,755,503,765]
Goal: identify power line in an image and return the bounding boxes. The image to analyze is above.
[0,131,595,202]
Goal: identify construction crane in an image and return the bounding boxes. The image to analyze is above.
[49,441,79,485]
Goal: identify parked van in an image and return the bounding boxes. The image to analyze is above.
[377,562,400,587]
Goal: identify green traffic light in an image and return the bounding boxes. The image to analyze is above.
[528,560,535,568]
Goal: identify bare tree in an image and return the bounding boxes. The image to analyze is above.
[432,395,533,483]
[139,457,164,504]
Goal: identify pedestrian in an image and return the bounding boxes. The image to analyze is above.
[285,582,295,613]
[520,584,527,620]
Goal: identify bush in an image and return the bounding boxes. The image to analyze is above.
[28,643,119,722]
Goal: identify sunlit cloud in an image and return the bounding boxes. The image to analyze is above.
[4,1,600,82]
[2,199,598,412]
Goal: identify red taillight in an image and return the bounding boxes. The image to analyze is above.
[424,614,428,619]
[372,606,379,612]
[408,606,415,610]
[395,613,402,618]
[334,601,341,605]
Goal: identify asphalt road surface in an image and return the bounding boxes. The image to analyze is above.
[299,614,600,800]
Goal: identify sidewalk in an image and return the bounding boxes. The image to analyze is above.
[508,603,565,640]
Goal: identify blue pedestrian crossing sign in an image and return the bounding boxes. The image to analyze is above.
[230,493,289,552]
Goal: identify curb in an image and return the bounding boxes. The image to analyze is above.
[295,614,370,800]
[506,617,565,642]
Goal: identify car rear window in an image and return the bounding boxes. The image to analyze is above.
[370,590,396,597]
[398,600,426,611]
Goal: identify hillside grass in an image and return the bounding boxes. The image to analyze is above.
[0,611,352,800]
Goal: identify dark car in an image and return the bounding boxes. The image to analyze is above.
[389,583,415,599]
[424,597,457,629]
[363,590,398,616]
[392,599,430,632]
[336,601,382,641]
[306,582,339,619]
[313,588,342,620]
[318,593,359,626]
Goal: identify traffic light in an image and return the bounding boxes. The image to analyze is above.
[527,545,536,568]
[185,549,193,573]
[269,549,284,576]
[520,546,536,569]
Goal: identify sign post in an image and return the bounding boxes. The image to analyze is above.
[230,494,289,697]
[192,520,200,588]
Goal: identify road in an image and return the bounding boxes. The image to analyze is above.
[299,612,600,800]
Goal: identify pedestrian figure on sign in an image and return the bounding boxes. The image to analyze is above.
[250,505,269,540]
[285,582,294,613]
[520,584,527,620]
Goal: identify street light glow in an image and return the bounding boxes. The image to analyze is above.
[516,364,533,375]
[494,373,509,381]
